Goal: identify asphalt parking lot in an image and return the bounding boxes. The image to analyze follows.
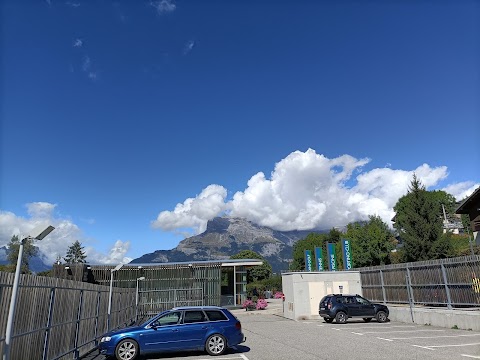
[85,311,480,360]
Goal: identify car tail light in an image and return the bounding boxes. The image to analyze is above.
[327,303,332,309]
[235,321,242,330]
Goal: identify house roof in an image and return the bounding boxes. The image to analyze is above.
[455,186,480,214]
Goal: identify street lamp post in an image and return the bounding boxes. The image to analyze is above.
[107,264,123,330]
[3,224,55,360]
[466,223,475,257]
[135,276,145,321]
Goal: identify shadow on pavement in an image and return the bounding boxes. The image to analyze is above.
[81,346,251,360]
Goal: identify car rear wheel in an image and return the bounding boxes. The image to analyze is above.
[324,318,334,323]
[115,339,139,360]
[206,334,227,356]
[363,318,372,323]
[376,311,388,323]
[335,311,347,324]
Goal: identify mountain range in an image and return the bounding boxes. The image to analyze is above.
[1,217,322,274]
[131,217,323,273]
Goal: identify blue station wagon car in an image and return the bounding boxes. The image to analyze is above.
[99,306,245,360]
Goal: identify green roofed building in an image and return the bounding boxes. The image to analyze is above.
[53,259,262,314]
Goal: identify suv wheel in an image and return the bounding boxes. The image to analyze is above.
[324,318,334,323]
[376,311,388,323]
[363,318,372,323]
[335,311,347,324]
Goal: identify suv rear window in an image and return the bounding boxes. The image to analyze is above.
[205,310,228,321]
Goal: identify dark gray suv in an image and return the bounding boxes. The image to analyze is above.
[319,294,389,324]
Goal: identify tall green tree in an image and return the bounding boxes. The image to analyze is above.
[393,175,453,262]
[230,250,272,282]
[63,240,87,263]
[7,235,39,274]
[345,216,395,267]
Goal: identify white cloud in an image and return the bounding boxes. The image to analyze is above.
[152,185,229,235]
[73,38,83,48]
[66,1,80,7]
[442,182,480,201]
[150,0,176,14]
[82,56,91,72]
[26,202,57,218]
[0,203,131,265]
[87,240,132,265]
[183,40,195,55]
[152,149,472,235]
[80,56,98,81]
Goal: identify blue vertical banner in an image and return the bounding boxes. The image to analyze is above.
[304,250,313,271]
[327,243,337,271]
[342,239,353,270]
[315,247,324,271]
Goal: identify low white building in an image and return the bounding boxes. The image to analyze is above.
[282,271,362,321]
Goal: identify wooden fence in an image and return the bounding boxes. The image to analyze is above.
[358,255,480,308]
[0,272,136,360]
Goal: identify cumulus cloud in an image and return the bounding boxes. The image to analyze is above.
[150,0,176,14]
[152,149,475,235]
[152,185,229,234]
[87,240,132,264]
[0,203,131,265]
[442,182,480,202]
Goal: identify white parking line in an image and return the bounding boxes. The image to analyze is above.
[412,345,435,351]
[390,334,480,340]
[362,329,445,334]
[352,332,364,336]
[343,325,418,330]
[461,355,480,359]
[332,328,342,331]
[196,357,244,360]
[377,337,394,341]
[425,343,480,348]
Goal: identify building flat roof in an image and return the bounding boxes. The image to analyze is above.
[89,259,264,268]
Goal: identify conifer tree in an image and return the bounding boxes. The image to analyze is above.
[63,240,87,263]
[393,174,452,261]
[7,235,38,273]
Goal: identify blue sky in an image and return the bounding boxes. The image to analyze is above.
[1,0,479,265]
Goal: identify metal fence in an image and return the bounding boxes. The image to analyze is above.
[0,271,136,360]
[358,255,480,309]
[137,288,204,318]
